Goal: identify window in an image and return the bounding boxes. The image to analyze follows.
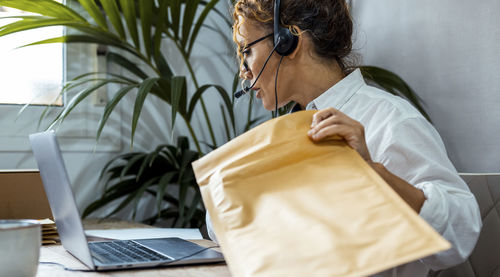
[0,6,64,106]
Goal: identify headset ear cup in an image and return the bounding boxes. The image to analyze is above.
[276,28,298,56]
[274,0,298,56]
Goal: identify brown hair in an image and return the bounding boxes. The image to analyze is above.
[233,0,355,73]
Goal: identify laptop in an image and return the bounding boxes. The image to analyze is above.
[29,131,224,271]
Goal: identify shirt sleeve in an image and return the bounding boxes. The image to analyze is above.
[375,117,482,270]
[205,211,219,244]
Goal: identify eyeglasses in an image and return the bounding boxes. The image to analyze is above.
[239,33,273,70]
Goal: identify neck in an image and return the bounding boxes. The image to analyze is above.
[290,60,344,109]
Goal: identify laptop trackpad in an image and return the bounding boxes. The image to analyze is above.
[135,238,221,260]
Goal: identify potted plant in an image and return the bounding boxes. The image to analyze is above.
[0,0,429,228]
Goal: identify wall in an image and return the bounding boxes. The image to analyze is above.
[351,0,500,173]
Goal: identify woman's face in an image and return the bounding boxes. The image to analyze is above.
[236,19,292,111]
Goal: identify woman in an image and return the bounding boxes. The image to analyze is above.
[207,0,481,276]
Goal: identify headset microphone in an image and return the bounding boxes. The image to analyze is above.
[234,0,299,116]
[234,43,279,98]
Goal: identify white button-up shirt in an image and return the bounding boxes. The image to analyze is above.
[206,68,481,276]
[305,69,481,276]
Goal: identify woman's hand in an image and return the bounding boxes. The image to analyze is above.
[308,107,373,163]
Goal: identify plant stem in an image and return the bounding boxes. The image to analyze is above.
[181,114,202,154]
[170,39,218,148]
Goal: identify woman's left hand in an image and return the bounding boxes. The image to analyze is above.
[308,107,373,163]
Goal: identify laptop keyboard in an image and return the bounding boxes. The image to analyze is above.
[89,240,172,264]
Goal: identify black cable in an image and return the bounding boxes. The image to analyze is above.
[236,43,280,98]
[39,245,221,272]
[274,55,285,118]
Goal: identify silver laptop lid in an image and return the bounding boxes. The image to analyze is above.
[29,131,95,269]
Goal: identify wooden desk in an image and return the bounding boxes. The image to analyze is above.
[36,219,231,277]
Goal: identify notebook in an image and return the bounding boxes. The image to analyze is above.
[30,131,224,271]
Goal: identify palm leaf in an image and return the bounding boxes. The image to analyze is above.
[107,51,148,79]
[187,0,218,56]
[18,35,138,59]
[187,84,235,131]
[131,77,160,146]
[360,66,431,121]
[153,0,168,59]
[170,76,187,129]
[48,78,129,130]
[156,172,177,217]
[180,0,200,49]
[77,0,107,29]
[120,153,147,178]
[170,0,181,39]
[139,0,153,60]
[82,177,137,218]
[118,0,140,49]
[220,104,231,141]
[100,0,126,39]
[0,18,81,37]
[132,176,160,219]
[0,0,87,21]
[96,84,137,142]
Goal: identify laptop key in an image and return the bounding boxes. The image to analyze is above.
[89,240,170,265]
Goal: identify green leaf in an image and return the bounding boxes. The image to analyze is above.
[220,104,231,141]
[48,79,129,130]
[153,52,173,79]
[119,0,140,49]
[82,178,137,218]
[187,0,218,56]
[77,0,107,29]
[170,76,187,129]
[245,115,265,132]
[100,0,126,39]
[360,66,431,122]
[98,152,141,186]
[187,84,235,130]
[120,153,147,179]
[180,0,200,49]
[107,51,148,79]
[153,0,168,59]
[177,136,189,151]
[131,77,160,147]
[96,85,137,142]
[170,0,181,39]
[0,18,80,37]
[0,0,87,21]
[184,190,202,226]
[156,172,177,217]
[18,35,138,58]
[132,177,160,219]
[139,0,153,60]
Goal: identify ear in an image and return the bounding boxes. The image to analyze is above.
[287,26,303,60]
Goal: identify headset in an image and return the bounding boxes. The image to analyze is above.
[234,0,299,102]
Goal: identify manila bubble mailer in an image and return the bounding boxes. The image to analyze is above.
[192,110,450,277]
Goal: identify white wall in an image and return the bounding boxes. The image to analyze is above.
[351,0,500,173]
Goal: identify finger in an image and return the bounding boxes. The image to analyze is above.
[310,114,349,134]
[309,124,350,141]
[311,107,339,127]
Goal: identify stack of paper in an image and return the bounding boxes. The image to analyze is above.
[34,218,60,245]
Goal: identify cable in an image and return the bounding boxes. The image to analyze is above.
[39,262,94,272]
[158,245,221,266]
[235,43,280,98]
[39,245,221,272]
[274,55,285,118]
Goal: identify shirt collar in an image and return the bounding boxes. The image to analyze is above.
[305,68,365,111]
